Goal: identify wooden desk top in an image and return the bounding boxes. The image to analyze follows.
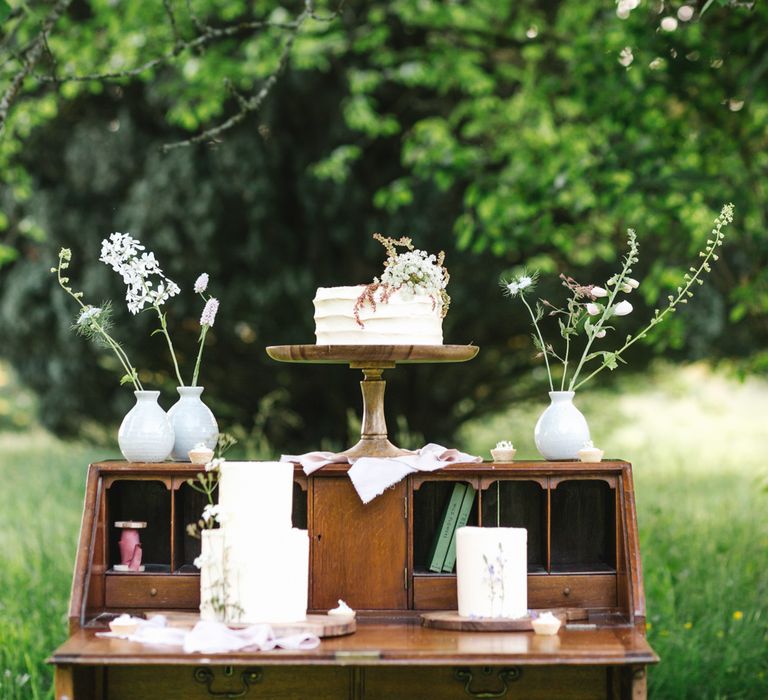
[50,621,658,667]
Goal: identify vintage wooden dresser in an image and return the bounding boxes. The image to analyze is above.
[50,459,658,699]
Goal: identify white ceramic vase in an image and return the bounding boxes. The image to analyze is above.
[118,391,175,463]
[534,391,590,460]
[199,529,227,622]
[167,386,219,461]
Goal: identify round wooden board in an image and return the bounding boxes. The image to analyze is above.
[150,611,356,638]
[272,614,356,638]
[266,344,478,365]
[421,611,534,632]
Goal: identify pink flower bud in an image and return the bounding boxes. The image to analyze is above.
[586,303,601,316]
[592,286,608,298]
[595,329,607,338]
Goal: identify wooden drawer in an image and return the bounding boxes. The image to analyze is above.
[529,575,617,609]
[413,574,617,610]
[364,665,609,699]
[413,575,457,609]
[105,575,200,609]
[107,665,351,700]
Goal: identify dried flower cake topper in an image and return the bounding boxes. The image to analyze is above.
[352,233,451,327]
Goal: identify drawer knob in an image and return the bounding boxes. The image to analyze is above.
[150,587,158,597]
[563,586,571,597]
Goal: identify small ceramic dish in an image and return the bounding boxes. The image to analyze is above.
[109,614,140,636]
[490,447,517,462]
[188,446,215,465]
[328,600,356,620]
[531,612,562,636]
[577,447,604,463]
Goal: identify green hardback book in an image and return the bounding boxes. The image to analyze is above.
[441,485,477,573]
[427,483,467,572]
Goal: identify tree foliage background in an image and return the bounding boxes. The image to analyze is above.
[0,0,766,451]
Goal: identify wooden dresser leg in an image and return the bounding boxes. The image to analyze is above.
[55,665,75,700]
[631,665,647,700]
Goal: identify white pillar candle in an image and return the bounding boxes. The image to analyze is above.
[456,526,527,619]
[218,461,294,530]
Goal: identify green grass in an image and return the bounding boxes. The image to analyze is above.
[459,363,768,699]
[1,363,767,698]
[0,431,103,700]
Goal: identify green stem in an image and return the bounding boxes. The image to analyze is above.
[56,258,143,391]
[191,325,209,387]
[561,334,570,391]
[521,294,553,391]
[154,304,185,387]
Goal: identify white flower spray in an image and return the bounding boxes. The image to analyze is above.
[502,204,735,391]
[100,233,184,386]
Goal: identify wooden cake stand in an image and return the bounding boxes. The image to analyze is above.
[265,345,478,458]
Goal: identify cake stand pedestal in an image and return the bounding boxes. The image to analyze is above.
[265,345,478,459]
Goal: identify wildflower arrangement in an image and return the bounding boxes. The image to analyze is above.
[353,233,450,327]
[99,232,220,387]
[503,204,735,392]
[186,433,237,539]
[51,248,143,390]
[186,434,243,621]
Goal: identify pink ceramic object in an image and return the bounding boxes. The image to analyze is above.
[115,521,147,571]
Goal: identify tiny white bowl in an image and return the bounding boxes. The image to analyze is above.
[490,448,517,462]
[188,447,215,465]
[109,617,140,636]
[531,613,562,636]
[577,447,604,463]
[328,610,356,621]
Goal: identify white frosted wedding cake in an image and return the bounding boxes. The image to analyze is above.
[456,527,527,619]
[313,234,450,346]
[200,462,308,624]
[314,285,443,345]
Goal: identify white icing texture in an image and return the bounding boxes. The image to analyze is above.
[313,285,443,345]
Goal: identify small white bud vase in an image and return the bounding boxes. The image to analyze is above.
[167,386,219,461]
[118,391,175,463]
[534,391,590,460]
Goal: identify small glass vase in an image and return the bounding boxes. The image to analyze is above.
[534,391,590,461]
[167,386,219,461]
[118,391,175,463]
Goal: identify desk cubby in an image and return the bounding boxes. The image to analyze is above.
[89,467,310,615]
[409,467,627,618]
[105,478,171,573]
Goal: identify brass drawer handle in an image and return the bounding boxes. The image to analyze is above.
[454,667,521,698]
[150,587,158,597]
[193,666,262,698]
[563,586,571,596]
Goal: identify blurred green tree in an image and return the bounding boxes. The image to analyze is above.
[0,0,765,450]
